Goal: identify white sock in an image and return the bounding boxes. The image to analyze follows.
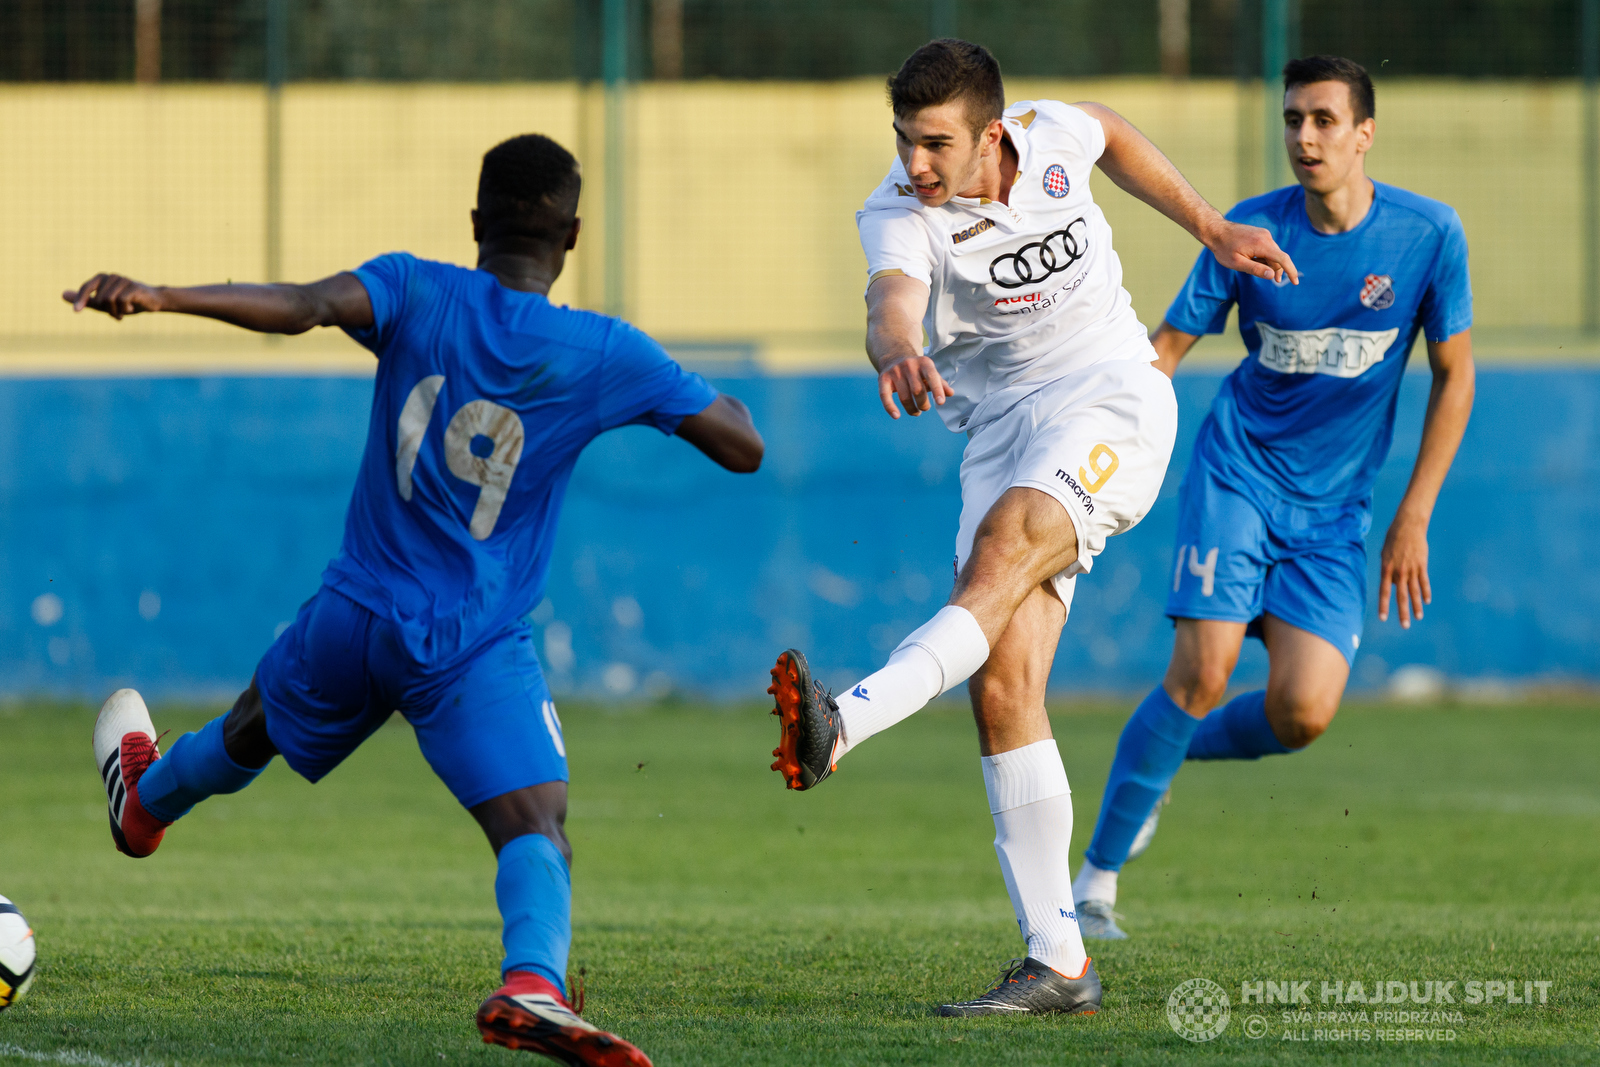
[982,738,1089,978]
[1072,860,1119,908]
[834,605,988,759]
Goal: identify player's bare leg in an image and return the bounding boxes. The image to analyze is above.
[209,680,280,768]
[949,487,1082,646]
[471,782,573,861]
[1167,613,1349,756]
[470,784,651,1066]
[1161,619,1250,719]
[968,584,1061,758]
[937,581,1100,1016]
[1258,616,1349,748]
[1161,615,1348,743]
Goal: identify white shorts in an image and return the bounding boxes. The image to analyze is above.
[954,356,1179,608]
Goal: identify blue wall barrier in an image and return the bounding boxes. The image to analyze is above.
[0,368,1591,701]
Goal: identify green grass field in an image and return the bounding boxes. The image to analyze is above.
[1,697,1596,1065]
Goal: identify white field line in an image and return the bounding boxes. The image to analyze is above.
[0,1044,166,1067]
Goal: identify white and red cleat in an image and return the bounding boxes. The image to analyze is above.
[93,688,171,858]
[476,970,651,1066]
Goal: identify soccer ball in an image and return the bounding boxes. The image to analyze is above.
[0,895,36,1010]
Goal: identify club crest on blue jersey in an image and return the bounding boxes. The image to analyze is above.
[1360,273,1396,309]
[1043,164,1069,198]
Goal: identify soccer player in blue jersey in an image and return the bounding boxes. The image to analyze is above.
[1070,56,1476,938]
[67,134,762,1064]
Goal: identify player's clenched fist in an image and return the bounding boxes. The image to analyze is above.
[877,354,954,419]
[63,273,163,319]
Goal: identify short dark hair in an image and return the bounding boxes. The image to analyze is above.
[887,39,1005,138]
[1283,55,1375,125]
[476,134,582,246]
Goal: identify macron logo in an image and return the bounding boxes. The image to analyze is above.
[851,685,869,700]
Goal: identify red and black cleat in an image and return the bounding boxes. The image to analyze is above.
[92,689,171,859]
[476,970,652,1066]
[767,648,841,791]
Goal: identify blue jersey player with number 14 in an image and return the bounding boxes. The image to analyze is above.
[1070,56,1476,938]
[66,135,764,1065]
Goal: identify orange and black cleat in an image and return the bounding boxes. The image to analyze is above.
[767,648,841,791]
[476,970,652,1066]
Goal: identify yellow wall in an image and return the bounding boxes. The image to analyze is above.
[0,79,1586,374]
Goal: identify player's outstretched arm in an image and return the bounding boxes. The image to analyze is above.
[866,273,950,420]
[1151,321,1200,378]
[675,394,764,473]
[63,272,374,335]
[1379,329,1475,629]
[1073,102,1299,286]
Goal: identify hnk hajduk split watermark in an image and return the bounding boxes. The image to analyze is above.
[1166,976,1553,1043]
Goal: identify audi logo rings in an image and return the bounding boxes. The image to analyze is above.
[988,218,1088,290]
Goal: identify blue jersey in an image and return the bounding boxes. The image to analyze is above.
[1166,181,1472,507]
[322,253,717,668]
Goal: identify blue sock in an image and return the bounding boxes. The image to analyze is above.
[1084,686,1202,873]
[1186,691,1295,760]
[496,833,571,991]
[138,714,269,823]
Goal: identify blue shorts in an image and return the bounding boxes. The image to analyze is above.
[1165,457,1370,665]
[255,586,567,808]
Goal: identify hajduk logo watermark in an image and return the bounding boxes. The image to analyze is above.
[1168,976,1554,1043]
[1166,978,1231,1041]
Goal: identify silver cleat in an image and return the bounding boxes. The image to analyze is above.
[1076,899,1128,940]
[1126,787,1171,862]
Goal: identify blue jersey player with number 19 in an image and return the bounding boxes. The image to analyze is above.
[1070,56,1476,938]
[65,134,764,1065]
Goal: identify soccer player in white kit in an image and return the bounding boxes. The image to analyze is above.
[764,39,1300,1016]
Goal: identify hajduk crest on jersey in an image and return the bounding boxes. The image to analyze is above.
[1043,163,1070,198]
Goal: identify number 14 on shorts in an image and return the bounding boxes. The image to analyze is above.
[1174,545,1218,596]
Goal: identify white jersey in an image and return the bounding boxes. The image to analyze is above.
[857,99,1152,433]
